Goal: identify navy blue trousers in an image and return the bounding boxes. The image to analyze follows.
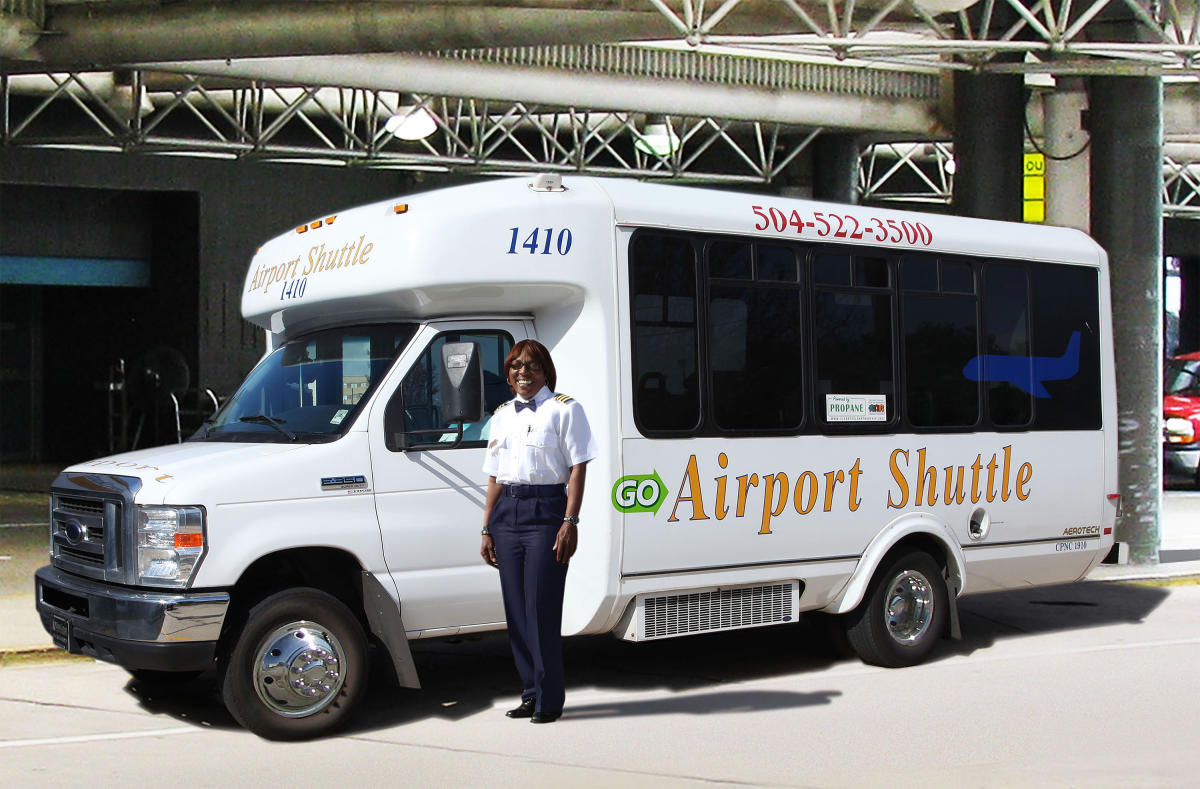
[489,484,569,715]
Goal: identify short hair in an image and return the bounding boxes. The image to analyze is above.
[504,339,557,392]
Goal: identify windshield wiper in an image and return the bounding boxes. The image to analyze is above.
[238,414,297,440]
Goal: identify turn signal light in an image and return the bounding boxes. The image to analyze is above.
[175,533,203,549]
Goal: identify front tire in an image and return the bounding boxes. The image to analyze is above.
[845,551,948,668]
[220,588,367,740]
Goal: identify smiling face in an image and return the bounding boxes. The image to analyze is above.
[507,349,547,401]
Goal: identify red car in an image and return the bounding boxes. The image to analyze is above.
[1164,351,1200,487]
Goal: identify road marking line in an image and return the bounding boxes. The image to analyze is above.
[0,727,198,749]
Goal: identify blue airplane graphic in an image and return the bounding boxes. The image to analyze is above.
[962,331,1080,398]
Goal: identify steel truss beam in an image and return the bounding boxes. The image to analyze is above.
[861,144,1200,220]
[859,141,957,205]
[0,69,822,182]
[7,1,1198,77]
[4,67,1200,217]
[654,0,1200,76]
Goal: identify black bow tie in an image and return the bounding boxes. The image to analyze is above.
[515,400,538,413]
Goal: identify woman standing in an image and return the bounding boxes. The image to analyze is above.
[480,339,597,724]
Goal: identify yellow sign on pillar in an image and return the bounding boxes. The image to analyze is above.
[1024,152,1046,223]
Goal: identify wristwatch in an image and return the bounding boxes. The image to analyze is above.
[480,526,490,535]
[563,515,580,526]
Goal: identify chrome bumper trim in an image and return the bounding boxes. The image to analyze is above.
[36,565,229,644]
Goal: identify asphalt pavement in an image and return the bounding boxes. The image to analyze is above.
[3,464,1199,656]
[4,577,1200,787]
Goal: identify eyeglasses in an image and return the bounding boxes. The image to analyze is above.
[509,360,543,372]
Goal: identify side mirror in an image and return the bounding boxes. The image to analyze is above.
[440,342,484,424]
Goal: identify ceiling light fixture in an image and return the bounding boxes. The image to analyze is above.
[384,99,438,141]
[633,116,681,157]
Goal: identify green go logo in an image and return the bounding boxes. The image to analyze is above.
[612,471,667,515]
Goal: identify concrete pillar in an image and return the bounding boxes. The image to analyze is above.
[1042,78,1090,232]
[811,134,859,204]
[951,71,1024,221]
[1089,75,1164,564]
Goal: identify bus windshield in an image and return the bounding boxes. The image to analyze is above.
[195,323,418,442]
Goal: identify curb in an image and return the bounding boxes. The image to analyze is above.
[1087,571,1200,585]
[1086,558,1200,584]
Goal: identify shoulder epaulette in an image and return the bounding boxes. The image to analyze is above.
[494,401,512,414]
[553,393,573,403]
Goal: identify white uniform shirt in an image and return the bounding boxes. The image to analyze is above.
[482,386,598,485]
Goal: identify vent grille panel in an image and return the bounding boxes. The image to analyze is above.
[642,583,795,640]
[57,544,104,567]
[57,496,104,517]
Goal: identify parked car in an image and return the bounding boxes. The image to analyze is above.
[1164,351,1200,487]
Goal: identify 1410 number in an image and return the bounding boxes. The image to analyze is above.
[506,227,574,256]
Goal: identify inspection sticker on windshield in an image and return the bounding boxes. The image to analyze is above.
[330,409,349,425]
[825,394,887,422]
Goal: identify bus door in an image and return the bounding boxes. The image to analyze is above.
[369,321,526,633]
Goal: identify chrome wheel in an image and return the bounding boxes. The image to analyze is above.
[883,569,935,645]
[846,551,947,667]
[251,620,346,718]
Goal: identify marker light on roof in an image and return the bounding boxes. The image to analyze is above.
[296,216,337,234]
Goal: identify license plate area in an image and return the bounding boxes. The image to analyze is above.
[51,614,70,650]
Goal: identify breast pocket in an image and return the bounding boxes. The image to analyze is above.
[524,428,560,476]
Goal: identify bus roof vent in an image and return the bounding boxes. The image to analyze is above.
[529,173,565,193]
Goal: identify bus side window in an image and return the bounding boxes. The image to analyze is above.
[630,233,701,433]
[982,265,1034,427]
[708,241,803,431]
[813,252,896,428]
[1029,263,1102,430]
[901,255,981,429]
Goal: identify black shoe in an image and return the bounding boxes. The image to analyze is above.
[530,711,561,724]
[505,698,536,718]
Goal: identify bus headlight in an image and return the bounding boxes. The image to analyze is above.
[1165,417,1195,444]
[137,506,206,588]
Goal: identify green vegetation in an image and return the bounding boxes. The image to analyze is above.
[0,492,49,525]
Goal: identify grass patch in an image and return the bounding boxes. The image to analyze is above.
[0,648,92,668]
[1,492,47,507]
[0,491,49,525]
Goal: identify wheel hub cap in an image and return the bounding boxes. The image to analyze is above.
[884,570,934,644]
[252,621,346,718]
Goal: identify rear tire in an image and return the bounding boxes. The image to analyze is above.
[220,588,367,740]
[845,551,948,668]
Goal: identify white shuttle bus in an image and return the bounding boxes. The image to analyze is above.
[36,174,1120,739]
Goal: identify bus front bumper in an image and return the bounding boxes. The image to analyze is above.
[35,565,229,672]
